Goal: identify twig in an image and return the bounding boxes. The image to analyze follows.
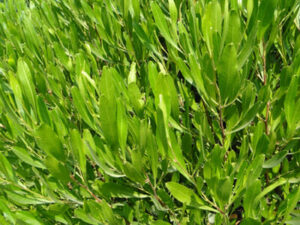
[202,99,216,140]
[265,171,270,186]
[262,42,270,135]
[262,42,267,86]
[89,158,104,181]
[201,192,226,216]
[145,173,165,207]
[219,106,226,146]
[264,101,270,135]
[0,177,55,202]
[145,173,181,225]
[70,174,102,203]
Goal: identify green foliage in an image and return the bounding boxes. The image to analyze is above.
[0,0,299,224]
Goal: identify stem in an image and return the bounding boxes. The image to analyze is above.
[219,106,226,146]
[265,101,270,135]
[166,130,196,185]
[0,177,57,203]
[262,42,267,86]
[265,171,270,186]
[200,192,226,215]
[144,173,180,225]
[262,42,270,135]
[202,99,216,140]
[70,174,102,203]
[145,173,164,207]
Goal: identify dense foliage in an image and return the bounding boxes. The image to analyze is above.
[0,0,300,224]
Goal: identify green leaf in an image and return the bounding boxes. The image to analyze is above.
[0,214,10,225]
[226,10,242,47]
[246,154,265,186]
[15,211,43,225]
[169,0,177,23]
[53,42,72,71]
[240,218,260,225]
[217,43,240,104]
[257,0,277,39]
[146,131,158,183]
[74,207,98,225]
[0,151,15,181]
[188,53,207,99]
[284,75,300,134]
[5,191,54,205]
[16,58,36,112]
[153,73,179,120]
[99,95,118,147]
[168,130,191,183]
[71,86,94,129]
[37,96,51,125]
[284,187,300,222]
[123,162,145,184]
[237,25,257,70]
[45,156,70,185]
[174,57,193,84]
[8,72,23,115]
[156,102,169,156]
[93,200,120,225]
[0,198,15,224]
[99,67,118,101]
[166,182,203,206]
[131,0,140,21]
[117,99,128,156]
[100,182,148,198]
[70,129,86,178]
[263,150,288,168]
[128,62,137,84]
[253,178,287,206]
[11,146,45,169]
[85,140,125,178]
[80,0,96,22]
[286,216,300,225]
[201,0,222,54]
[151,220,171,225]
[244,179,261,217]
[216,177,232,205]
[128,83,144,114]
[35,124,65,160]
[150,2,179,51]
[228,101,263,134]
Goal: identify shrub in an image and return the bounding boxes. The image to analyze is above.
[0,0,299,224]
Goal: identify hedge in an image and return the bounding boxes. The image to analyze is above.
[0,0,299,224]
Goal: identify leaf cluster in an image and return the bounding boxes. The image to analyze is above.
[0,0,300,224]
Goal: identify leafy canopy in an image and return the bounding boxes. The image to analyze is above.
[0,0,300,224]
